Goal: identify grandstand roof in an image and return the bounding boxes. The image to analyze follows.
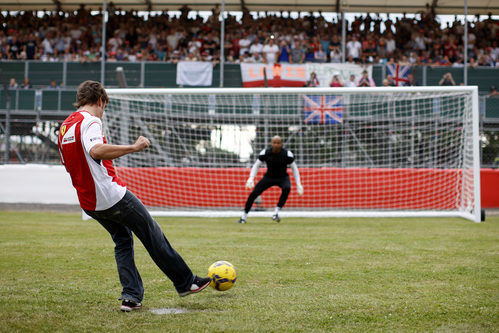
[2,0,498,15]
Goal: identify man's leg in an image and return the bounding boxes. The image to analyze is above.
[116,191,195,294]
[85,210,144,303]
[272,177,291,222]
[276,177,291,209]
[240,177,275,220]
[244,177,274,213]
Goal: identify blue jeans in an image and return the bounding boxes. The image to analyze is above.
[84,190,194,303]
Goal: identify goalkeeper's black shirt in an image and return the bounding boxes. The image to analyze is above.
[258,148,295,179]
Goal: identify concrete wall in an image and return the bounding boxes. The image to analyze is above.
[0,164,78,204]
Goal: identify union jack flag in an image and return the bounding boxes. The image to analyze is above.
[302,95,343,124]
[386,64,411,86]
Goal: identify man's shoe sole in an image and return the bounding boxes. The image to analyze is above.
[178,280,211,297]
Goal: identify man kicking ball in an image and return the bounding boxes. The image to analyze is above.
[237,135,304,223]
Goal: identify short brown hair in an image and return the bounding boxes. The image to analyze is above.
[73,80,109,109]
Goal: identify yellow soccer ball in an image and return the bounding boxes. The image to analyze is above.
[208,261,237,291]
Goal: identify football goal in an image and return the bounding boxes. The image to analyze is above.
[105,87,481,222]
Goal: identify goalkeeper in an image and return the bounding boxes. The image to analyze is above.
[237,135,304,224]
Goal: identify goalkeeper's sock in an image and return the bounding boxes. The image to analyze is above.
[241,212,248,220]
[273,207,281,215]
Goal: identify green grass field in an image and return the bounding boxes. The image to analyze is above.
[0,211,497,332]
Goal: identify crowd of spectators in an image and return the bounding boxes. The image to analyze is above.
[0,4,498,68]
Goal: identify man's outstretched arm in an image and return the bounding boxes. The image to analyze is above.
[290,162,304,195]
[90,136,150,160]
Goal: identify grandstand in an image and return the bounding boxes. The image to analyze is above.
[1,4,499,332]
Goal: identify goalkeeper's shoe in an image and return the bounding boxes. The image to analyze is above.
[120,299,142,312]
[272,214,280,223]
[178,276,211,297]
[236,218,246,224]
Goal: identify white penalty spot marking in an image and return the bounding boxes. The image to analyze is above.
[149,308,189,315]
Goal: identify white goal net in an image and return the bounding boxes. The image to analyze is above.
[105,87,481,222]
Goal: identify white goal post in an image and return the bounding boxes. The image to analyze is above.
[105,86,481,222]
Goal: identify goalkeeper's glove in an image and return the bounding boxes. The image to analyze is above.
[297,183,304,195]
[245,177,255,189]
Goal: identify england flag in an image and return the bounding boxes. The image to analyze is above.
[386,64,411,86]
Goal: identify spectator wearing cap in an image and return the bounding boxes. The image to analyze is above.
[184,52,199,61]
[169,49,182,63]
[488,85,498,97]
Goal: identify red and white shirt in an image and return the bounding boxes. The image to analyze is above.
[58,110,126,211]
